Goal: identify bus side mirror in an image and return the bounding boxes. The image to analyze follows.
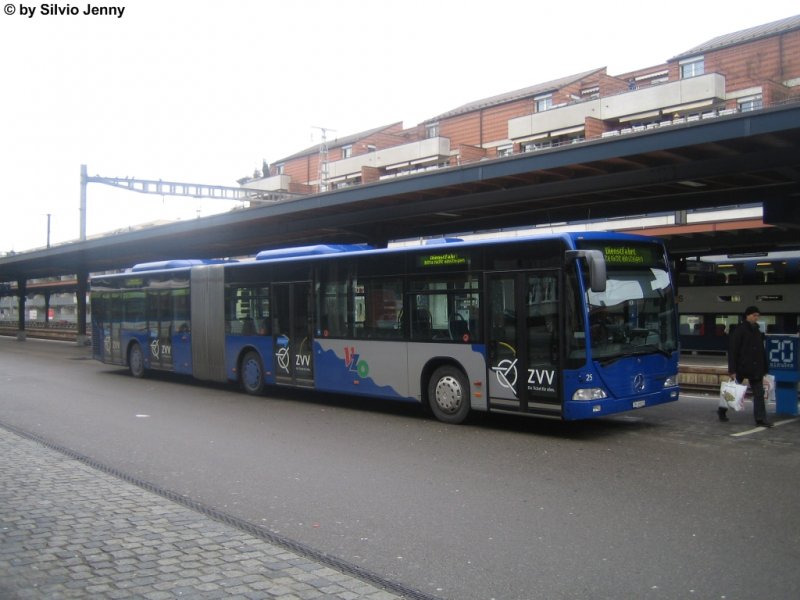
[566,250,607,293]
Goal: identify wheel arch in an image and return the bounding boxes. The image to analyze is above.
[126,339,143,366]
[420,356,468,405]
[126,338,147,377]
[236,344,265,382]
[237,345,270,395]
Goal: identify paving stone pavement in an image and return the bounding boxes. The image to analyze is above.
[0,426,408,600]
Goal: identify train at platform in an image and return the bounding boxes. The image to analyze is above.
[677,252,800,354]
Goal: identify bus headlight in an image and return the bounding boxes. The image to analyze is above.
[664,375,678,388]
[572,388,608,401]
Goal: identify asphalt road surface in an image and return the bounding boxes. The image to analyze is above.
[2,337,799,600]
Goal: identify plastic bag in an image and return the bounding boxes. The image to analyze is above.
[764,374,776,403]
[720,379,747,412]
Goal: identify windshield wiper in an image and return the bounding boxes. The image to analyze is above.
[596,351,634,366]
[596,344,672,366]
[634,343,672,359]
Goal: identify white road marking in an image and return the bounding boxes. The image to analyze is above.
[731,419,794,437]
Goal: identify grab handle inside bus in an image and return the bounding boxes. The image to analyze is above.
[566,250,607,293]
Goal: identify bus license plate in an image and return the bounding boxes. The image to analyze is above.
[633,400,646,409]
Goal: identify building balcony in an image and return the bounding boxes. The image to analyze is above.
[508,73,727,141]
[241,174,292,192]
[327,137,451,182]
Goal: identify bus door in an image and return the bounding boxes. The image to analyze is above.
[272,282,314,387]
[106,292,124,364]
[171,288,192,374]
[146,290,174,371]
[487,271,561,416]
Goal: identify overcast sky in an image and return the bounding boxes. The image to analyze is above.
[1,0,797,254]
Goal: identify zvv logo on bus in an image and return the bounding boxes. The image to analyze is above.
[492,359,555,396]
[150,339,171,359]
[493,358,518,390]
[275,338,312,373]
[276,345,291,373]
[103,336,120,355]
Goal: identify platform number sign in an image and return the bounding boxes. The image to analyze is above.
[767,335,799,372]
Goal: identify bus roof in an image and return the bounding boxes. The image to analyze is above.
[103,231,664,276]
[129,258,237,272]
[255,244,373,261]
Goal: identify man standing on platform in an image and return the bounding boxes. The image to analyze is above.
[721,305,773,427]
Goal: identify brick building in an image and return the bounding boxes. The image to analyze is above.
[244,14,800,195]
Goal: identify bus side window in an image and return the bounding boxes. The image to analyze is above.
[319,269,348,338]
[225,285,270,336]
[413,307,432,338]
[410,277,481,343]
[449,314,468,340]
[241,319,256,336]
[352,277,403,339]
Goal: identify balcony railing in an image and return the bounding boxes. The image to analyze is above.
[508,73,726,141]
[326,137,451,181]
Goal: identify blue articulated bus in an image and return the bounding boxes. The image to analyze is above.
[90,232,680,423]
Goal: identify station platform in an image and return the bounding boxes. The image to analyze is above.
[0,424,413,600]
[678,354,729,391]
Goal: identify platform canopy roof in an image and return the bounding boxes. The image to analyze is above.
[1,103,799,282]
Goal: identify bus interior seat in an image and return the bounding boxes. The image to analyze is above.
[413,309,432,337]
[241,320,256,336]
[449,316,469,340]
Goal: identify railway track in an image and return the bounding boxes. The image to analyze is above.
[0,326,85,343]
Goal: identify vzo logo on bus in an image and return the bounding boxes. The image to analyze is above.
[344,347,370,378]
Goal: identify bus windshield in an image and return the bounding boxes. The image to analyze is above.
[579,243,678,364]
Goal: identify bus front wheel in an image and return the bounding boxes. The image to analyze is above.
[128,343,145,378]
[428,366,470,424]
[241,351,265,395]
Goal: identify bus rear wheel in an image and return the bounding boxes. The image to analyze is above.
[428,366,470,424]
[128,343,145,378]
[241,351,265,395]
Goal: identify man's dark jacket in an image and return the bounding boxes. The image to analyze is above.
[728,321,768,379]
